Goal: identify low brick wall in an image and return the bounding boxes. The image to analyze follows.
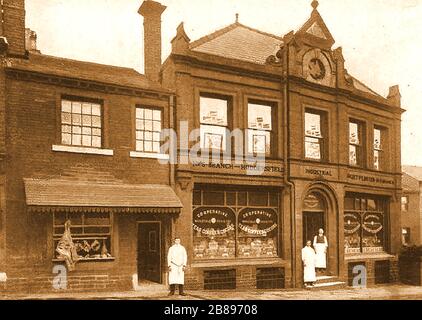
[1,274,133,295]
[185,261,291,290]
[346,256,399,287]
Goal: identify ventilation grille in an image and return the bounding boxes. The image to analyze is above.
[204,269,236,290]
[375,260,390,284]
[256,267,285,289]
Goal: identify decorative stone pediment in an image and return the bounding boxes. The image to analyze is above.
[296,1,335,50]
[306,22,327,40]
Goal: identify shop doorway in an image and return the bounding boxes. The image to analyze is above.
[138,222,161,284]
[301,189,340,279]
[303,212,325,246]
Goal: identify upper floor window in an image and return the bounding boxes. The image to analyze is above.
[401,196,409,212]
[61,99,102,148]
[136,107,162,153]
[200,95,229,151]
[247,102,273,156]
[349,121,364,167]
[305,110,326,161]
[374,127,384,170]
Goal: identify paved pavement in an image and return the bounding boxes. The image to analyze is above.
[2,284,422,300]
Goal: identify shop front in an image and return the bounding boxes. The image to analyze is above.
[184,183,289,290]
[24,178,182,291]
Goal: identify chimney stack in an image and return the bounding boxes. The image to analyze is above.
[139,0,167,82]
[0,0,26,57]
[25,28,39,53]
[387,85,401,107]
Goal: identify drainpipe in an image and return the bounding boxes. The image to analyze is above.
[282,40,297,288]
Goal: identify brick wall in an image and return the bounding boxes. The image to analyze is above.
[185,263,291,290]
[3,75,172,293]
[1,0,26,56]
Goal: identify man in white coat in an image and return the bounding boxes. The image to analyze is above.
[167,237,188,296]
[313,228,328,275]
[302,240,317,288]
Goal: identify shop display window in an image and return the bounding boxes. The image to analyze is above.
[344,194,387,254]
[193,186,280,260]
[53,212,113,260]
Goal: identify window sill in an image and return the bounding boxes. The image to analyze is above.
[52,145,113,156]
[345,252,394,260]
[191,257,284,268]
[53,257,115,263]
[130,151,169,160]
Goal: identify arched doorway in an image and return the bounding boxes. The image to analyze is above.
[302,192,326,247]
[300,186,339,278]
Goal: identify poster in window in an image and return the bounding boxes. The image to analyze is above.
[349,123,359,144]
[305,137,321,159]
[248,104,272,130]
[362,213,384,252]
[344,213,361,254]
[200,97,228,126]
[305,113,322,138]
[237,208,278,258]
[192,207,235,259]
[204,132,223,150]
[252,134,266,154]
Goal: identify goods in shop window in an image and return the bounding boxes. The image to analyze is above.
[263,239,276,256]
[101,240,111,258]
[207,237,219,258]
[251,239,262,257]
[194,240,207,259]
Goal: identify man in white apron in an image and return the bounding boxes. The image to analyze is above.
[167,237,187,296]
[313,228,328,275]
[302,240,317,288]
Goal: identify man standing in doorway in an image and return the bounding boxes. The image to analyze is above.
[302,240,317,288]
[313,228,328,275]
[167,237,188,296]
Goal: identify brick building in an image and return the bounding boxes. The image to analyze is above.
[0,0,181,293]
[162,0,403,289]
[401,167,422,246]
[0,0,403,293]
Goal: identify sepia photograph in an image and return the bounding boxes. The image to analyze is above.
[0,0,421,308]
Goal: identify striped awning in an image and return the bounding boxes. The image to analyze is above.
[24,178,182,214]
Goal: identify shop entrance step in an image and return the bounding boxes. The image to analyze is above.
[309,276,347,290]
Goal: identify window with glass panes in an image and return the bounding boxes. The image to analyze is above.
[305,110,325,161]
[53,212,112,260]
[349,121,363,167]
[374,127,383,170]
[61,100,102,148]
[192,185,280,260]
[135,107,162,153]
[248,102,273,156]
[200,95,229,151]
[344,194,387,254]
